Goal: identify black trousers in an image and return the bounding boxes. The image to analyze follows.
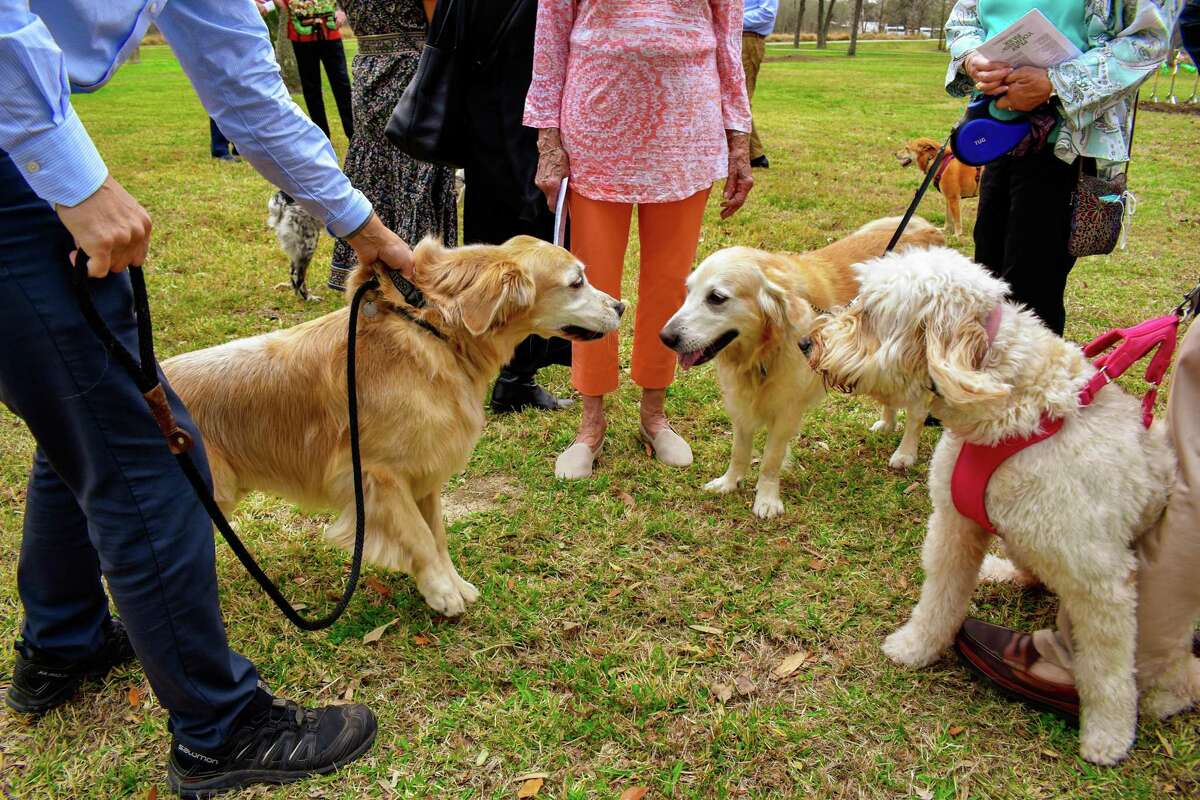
[291,38,354,142]
[209,118,232,158]
[462,172,570,378]
[973,147,1078,335]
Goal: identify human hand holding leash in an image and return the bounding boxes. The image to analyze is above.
[996,67,1054,112]
[346,213,414,279]
[535,127,570,211]
[964,52,1012,95]
[721,131,753,220]
[56,175,152,278]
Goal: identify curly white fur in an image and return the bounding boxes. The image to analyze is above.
[809,246,1177,765]
[267,191,321,301]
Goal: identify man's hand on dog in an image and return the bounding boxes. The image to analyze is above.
[347,214,415,278]
[56,175,153,278]
[996,67,1054,112]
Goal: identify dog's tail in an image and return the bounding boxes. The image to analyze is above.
[812,216,944,275]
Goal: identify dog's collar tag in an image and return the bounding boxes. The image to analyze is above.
[361,300,379,318]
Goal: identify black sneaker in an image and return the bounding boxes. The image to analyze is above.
[750,155,770,169]
[167,687,377,798]
[6,617,137,715]
[491,376,574,413]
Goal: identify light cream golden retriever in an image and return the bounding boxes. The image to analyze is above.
[659,216,943,518]
[165,236,623,617]
[806,246,1178,765]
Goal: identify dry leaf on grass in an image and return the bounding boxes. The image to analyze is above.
[808,559,828,572]
[772,651,810,679]
[561,621,582,638]
[516,777,545,798]
[365,576,392,599]
[734,673,756,697]
[711,682,734,702]
[688,624,724,636]
[903,482,922,494]
[915,788,934,800]
[474,749,489,767]
[412,633,435,647]
[948,725,965,737]
[127,686,141,707]
[619,788,649,800]
[363,618,399,644]
[145,788,158,800]
[615,490,636,511]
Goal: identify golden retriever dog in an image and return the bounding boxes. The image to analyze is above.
[164,236,623,617]
[659,216,943,518]
[806,247,1177,765]
[895,137,983,237]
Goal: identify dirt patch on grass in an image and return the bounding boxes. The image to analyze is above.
[443,473,524,522]
[1141,101,1200,116]
[764,53,819,63]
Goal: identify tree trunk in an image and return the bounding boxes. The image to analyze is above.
[848,0,865,55]
[817,0,837,48]
[937,0,949,50]
[794,0,807,46]
[271,8,302,93]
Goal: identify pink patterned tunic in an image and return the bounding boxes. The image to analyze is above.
[523,0,753,204]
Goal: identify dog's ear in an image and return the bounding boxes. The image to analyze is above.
[456,260,536,336]
[759,277,813,334]
[924,304,1011,405]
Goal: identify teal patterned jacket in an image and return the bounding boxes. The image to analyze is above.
[944,0,1180,164]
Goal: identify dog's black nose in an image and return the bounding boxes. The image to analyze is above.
[660,329,680,349]
[613,301,626,318]
[798,337,813,357]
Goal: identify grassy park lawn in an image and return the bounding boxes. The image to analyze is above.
[1,40,1199,799]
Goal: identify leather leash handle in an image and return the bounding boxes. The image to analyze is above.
[73,254,194,454]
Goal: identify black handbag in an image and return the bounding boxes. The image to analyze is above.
[385,0,467,167]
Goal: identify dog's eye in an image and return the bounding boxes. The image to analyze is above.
[570,276,585,289]
[707,291,728,306]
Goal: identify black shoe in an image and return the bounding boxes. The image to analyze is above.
[750,155,770,169]
[167,687,377,798]
[924,414,942,428]
[491,376,574,413]
[212,154,241,163]
[6,617,137,715]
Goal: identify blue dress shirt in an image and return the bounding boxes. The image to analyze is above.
[743,0,779,36]
[0,0,371,237]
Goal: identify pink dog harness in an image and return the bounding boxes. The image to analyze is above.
[950,311,1182,535]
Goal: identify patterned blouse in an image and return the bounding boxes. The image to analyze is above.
[523,0,753,204]
[945,0,1179,164]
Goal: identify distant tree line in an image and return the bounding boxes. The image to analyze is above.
[774,0,951,38]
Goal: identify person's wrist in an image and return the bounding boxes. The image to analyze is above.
[344,212,377,242]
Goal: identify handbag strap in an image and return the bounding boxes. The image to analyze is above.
[1124,96,1139,180]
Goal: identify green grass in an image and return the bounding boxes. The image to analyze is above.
[2,41,1199,799]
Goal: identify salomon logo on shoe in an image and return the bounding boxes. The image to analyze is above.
[175,744,219,766]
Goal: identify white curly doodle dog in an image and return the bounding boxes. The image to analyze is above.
[660,217,941,518]
[806,247,1176,765]
[166,236,623,617]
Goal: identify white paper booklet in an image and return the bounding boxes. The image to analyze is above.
[974,8,1083,69]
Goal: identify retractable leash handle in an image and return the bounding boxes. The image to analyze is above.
[72,252,374,631]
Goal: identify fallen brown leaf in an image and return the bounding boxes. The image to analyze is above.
[412,633,434,647]
[365,576,392,599]
[362,618,399,645]
[711,682,734,702]
[516,777,545,798]
[127,686,141,707]
[696,610,716,620]
[808,559,828,572]
[688,624,724,636]
[561,621,582,638]
[608,586,623,599]
[772,651,810,679]
[734,673,756,697]
[145,788,158,800]
[616,490,636,511]
[619,788,649,800]
[903,482,921,494]
[948,725,965,737]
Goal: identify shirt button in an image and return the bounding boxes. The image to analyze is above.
[149,1,159,12]
[25,161,40,173]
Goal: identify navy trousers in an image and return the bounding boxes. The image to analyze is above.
[0,153,257,749]
[209,118,233,158]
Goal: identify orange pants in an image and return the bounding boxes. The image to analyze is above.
[568,187,710,396]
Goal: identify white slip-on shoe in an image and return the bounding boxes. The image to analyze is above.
[639,423,693,467]
[555,438,603,479]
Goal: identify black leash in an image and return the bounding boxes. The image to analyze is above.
[72,253,380,631]
[886,134,952,253]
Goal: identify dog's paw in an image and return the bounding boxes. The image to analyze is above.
[416,569,467,617]
[870,418,897,433]
[1079,725,1134,766]
[888,449,917,471]
[882,624,942,668]
[752,492,785,519]
[704,474,742,494]
[1141,657,1200,720]
[454,574,481,606]
[303,292,322,303]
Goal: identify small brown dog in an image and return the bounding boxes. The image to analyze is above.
[164,236,623,617]
[895,137,983,236]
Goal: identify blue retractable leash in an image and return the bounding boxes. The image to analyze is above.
[71,252,395,631]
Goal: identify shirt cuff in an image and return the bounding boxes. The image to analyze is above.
[324,190,373,238]
[9,107,108,208]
